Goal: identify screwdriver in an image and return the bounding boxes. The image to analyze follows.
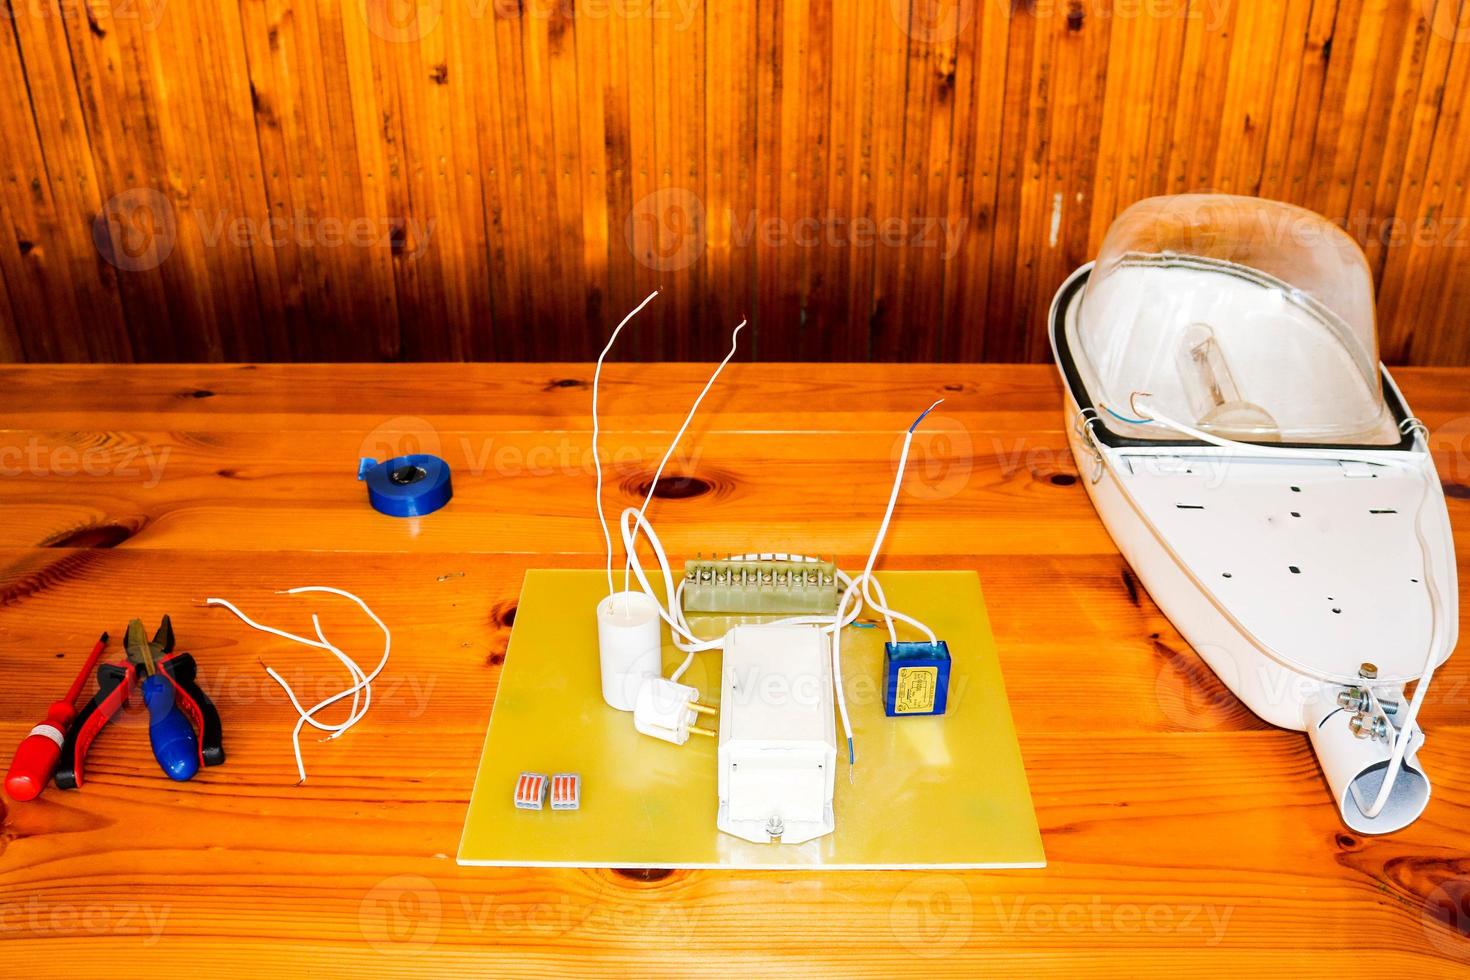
[127,620,200,781]
[5,633,109,801]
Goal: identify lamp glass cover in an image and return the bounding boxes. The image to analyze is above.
[1072,195,1395,444]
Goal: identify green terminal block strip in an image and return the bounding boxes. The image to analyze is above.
[682,557,842,615]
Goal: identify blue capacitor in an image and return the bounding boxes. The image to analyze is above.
[358,454,453,517]
[883,639,951,717]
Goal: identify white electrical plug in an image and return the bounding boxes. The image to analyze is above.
[632,677,716,745]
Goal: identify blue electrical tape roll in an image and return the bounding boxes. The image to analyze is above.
[357,454,453,517]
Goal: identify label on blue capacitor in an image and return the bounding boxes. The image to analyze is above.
[893,666,939,713]
[358,454,453,517]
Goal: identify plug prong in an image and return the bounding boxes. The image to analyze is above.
[689,724,717,738]
[688,701,717,716]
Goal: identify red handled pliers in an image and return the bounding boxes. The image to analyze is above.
[53,616,225,789]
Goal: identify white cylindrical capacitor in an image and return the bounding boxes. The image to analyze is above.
[597,591,663,711]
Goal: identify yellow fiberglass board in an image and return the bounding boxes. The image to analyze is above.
[458,569,1044,870]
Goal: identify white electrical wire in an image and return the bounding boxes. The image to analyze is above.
[1125,394,1431,468]
[611,316,746,642]
[206,586,392,784]
[619,505,721,652]
[828,577,866,765]
[822,400,944,762]
[615,400,948,767]
[1130,394,1446,820]
[594,290,661,599]
[856,399,944,646]
[622,320,746,596]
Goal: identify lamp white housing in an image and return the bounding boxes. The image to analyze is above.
[1303,685,1430,833]
[1050,195,1458,834]
[716,625,837,845]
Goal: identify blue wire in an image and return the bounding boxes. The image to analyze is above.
[847,737,855,766]
[909,399,942,433]
[1100,403,1153,426]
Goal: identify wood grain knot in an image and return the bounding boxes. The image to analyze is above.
[1046,472,1077,487]
[18,240,34,256]
[491,602,517,629]
[1443,483,1470,500]
[611,867,675,884]
[0,550,104,607]
[632,474,714,500]
[1151,637,1184,664]
[545,377,587,391]
[1335,833,1359,850]
[488,651,505,666]
[936,61,956,96]
[1120,567,1141,607]
[43,520,143,549]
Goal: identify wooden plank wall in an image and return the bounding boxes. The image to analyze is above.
[1,0,1469,364]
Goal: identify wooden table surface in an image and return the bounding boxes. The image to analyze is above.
[0,363,1466,976]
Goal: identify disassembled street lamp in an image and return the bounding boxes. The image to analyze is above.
[1050,194,1458,834]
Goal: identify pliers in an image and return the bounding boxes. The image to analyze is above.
[54,616,225,789]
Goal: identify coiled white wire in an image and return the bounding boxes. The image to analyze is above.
[206,587,391,784]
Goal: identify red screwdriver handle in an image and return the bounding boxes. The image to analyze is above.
[6,633,109,801]
[5,701,78,802]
